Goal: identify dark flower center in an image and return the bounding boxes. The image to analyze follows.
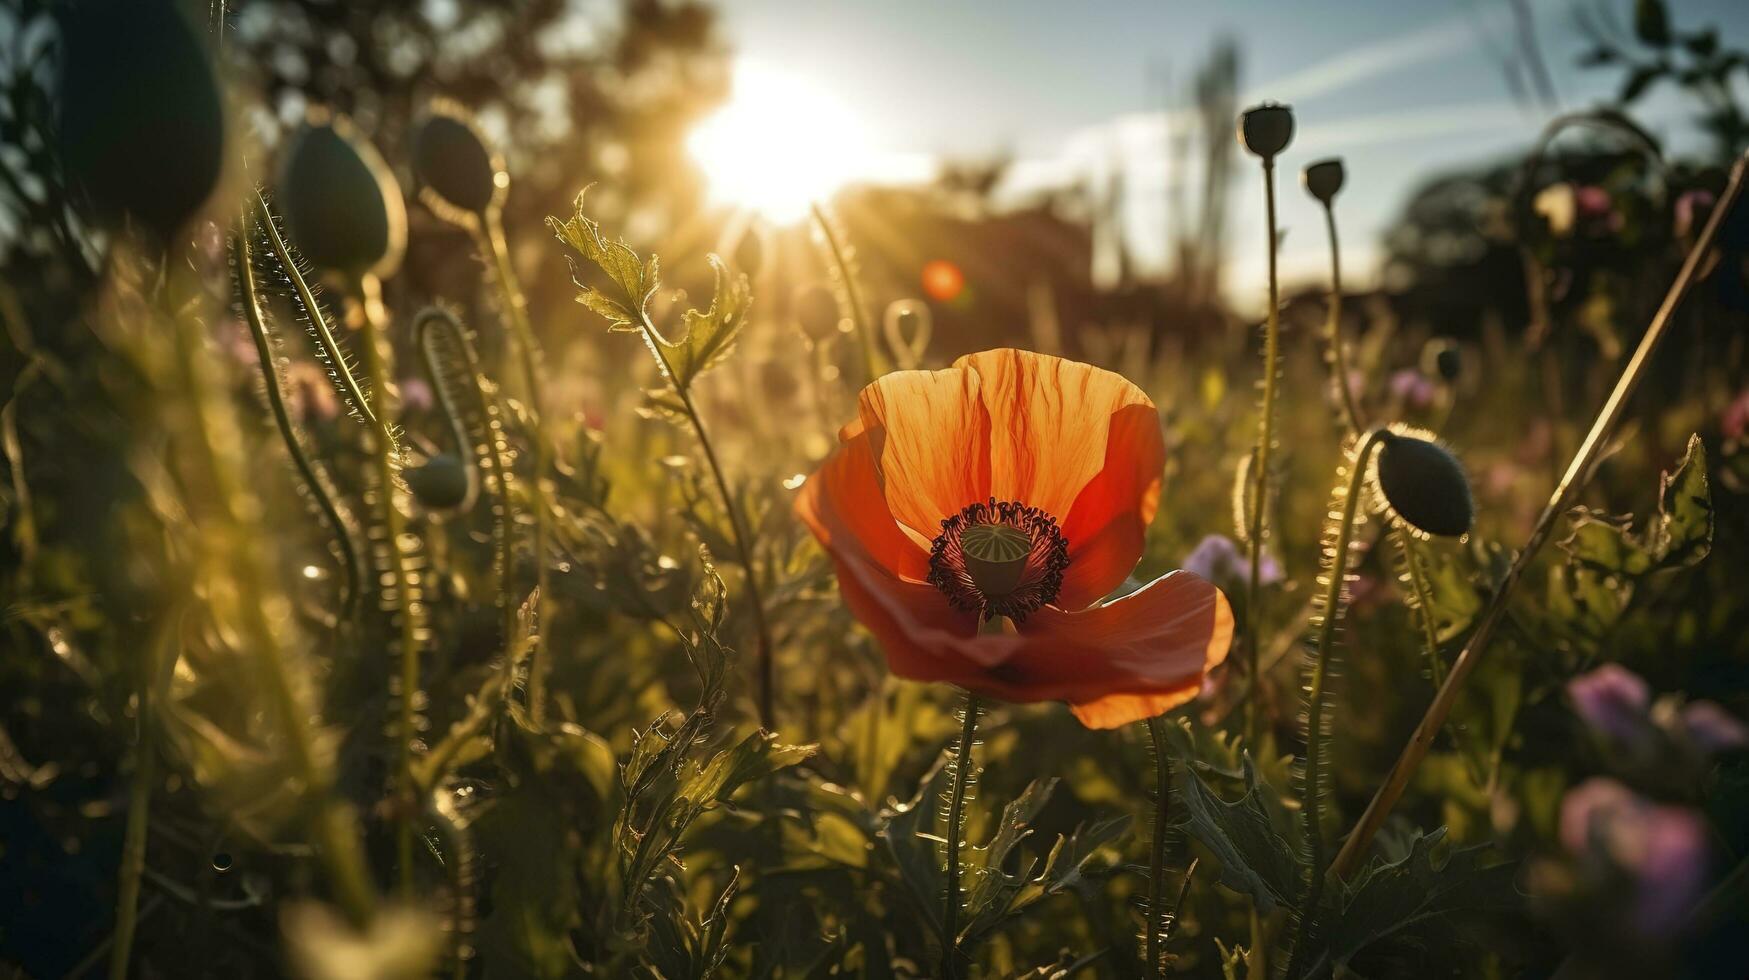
[928,499,1070,622]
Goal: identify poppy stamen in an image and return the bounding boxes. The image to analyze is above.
[928,499,1070,621]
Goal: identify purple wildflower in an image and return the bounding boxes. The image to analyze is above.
[1568,664,1650,741]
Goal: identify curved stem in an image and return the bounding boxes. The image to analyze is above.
[1285,430,1385,980]
[477,212,552,727]
[1244,159,1281,754]
[942,691,980,980]
[1320,201,1364,434]
[1144,716,1174,979]
[235,214,363,617]
[1394,529,1446,688]
[809,202,883,384]
[637,309,778,728]
[1331,148,1749,882]
[351,274,420,897]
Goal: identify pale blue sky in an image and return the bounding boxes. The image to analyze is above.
[716,0,1749,301]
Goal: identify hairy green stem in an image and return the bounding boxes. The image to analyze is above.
[1394,529,1446,688]
[942,691,980,980]
[235,215,363,617]
[636,309,778,728]
[475,213,552,727]
[1286,429,1385,980]
[1244,159,1282,754]
[1320,201,1364,434]
[416,309,516,669]
[1144,716,1174,979]
[1332,149,1749,881]
[809,202,883,383]
[350,274,421,897]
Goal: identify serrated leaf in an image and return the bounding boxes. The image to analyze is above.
[881,753,954,934]
[1309,828,1517,973]
[1651,434,1712,567]
[679,729,816,813]
[1559,434,1712,576]
[665,254,751,390]
[1176,756,1303,914]
[548,186,658,329]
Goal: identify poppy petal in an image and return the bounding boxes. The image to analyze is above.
[1001,571,1231,725]
[1055,403,1166,609]
[858,367,991,539]
[795,429,931,582]
[828,549,997,683]
[954,349,1156,528]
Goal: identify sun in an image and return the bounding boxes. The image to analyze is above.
[688,60,873,224]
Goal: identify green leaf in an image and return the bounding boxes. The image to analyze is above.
[1176,756,1303,914]
[548,186,658,329]
[1311,828,1517,973]
[1650,434,1712,567]
[1619,63,1665,104]
[881,753,954,934]
[667,254,752,390]
[1560,434,1713,581]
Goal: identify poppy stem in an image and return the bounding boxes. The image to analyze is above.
[1285,429,1385,980]
[1144,715,1174,979]
[810,201,885,383]
[350,273,422,898]
[1243,158,1282,757]
[637,309,778,729]
[477,210,553,729]
[1331,147,1749,882]
[942,690,980,979]
[1320,199,1365,434]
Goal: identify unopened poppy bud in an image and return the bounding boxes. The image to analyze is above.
[57,0,226,243]
[1302,158,1345,205]
[405,453,472,511]
[278,111,407,277]
[734,227,765,278]
[1238,102,1294,161]
[1373,428,1474,537]
[1422,338,1462,382]
[411,102,502,217]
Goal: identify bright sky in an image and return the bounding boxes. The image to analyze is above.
[710,0,1749,304]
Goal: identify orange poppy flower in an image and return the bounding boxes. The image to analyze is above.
[796,349,1233,729]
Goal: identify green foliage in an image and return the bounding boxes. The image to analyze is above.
[1176,757,1302,915]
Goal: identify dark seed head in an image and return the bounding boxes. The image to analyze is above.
[1238,102,1295,161]
[405,454,473,512]
[277,111,406,277]
[411,102,502,216]
[1423,338,1462,382]
[57,0,226,243]
[1302,158,1345,205]
[1374,430,1474,537]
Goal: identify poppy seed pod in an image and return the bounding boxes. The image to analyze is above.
[1373,429,1474,537]
[1302,158,1345,205]
[278,111,407,278]
[1422,338,1462,382]
[1238,102,1294,161]
[56,0,225,243]
[405,453,473,512]
[411,101,503,218]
